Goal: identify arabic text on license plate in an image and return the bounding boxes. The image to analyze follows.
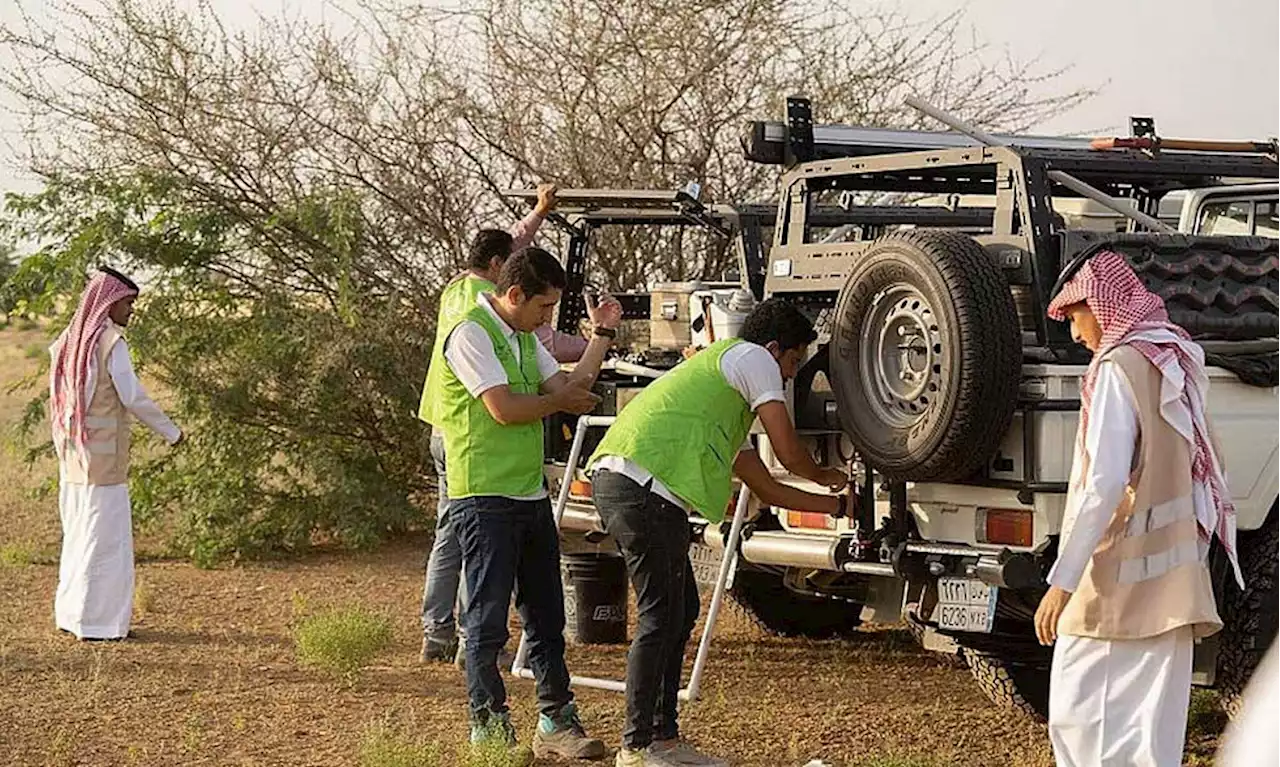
[689,543,724,590]
[936,577,997,633]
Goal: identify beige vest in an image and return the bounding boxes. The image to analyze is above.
[61,324,132,486]
[1058,345,1222,641]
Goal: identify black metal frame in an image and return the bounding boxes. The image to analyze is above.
[503,188,1004,331]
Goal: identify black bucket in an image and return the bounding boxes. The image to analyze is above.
[561,552,628,645]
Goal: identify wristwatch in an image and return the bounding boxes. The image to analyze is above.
[594,326,617,339]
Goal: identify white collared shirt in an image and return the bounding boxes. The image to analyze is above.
[443,292,560,501]
[443,292,561,397]
[593,341,785,511]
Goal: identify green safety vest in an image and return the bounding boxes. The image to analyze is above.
[589,338,755,522]
[437,305,546,499]
[418,274,495,427]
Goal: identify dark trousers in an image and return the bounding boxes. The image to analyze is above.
[592,470,700,750]
[455,495,573,721]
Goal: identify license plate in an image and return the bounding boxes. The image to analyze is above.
[689,542,725,590]
[936,577,997,633]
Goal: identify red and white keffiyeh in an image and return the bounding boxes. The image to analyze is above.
[50,269,138,462]
[1048,250,1243,587]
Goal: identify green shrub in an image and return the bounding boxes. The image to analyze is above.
[294,607,392,680]
[359,721,440,767]
[0,542,35,567]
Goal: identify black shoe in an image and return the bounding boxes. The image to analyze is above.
[421,635,458,663]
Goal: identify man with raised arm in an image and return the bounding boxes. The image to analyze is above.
[440,247,620,760]
[417,184,590,664]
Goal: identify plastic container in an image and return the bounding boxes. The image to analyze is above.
[561,552,629,644]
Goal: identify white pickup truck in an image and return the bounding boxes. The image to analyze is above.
[535,129,1277,721]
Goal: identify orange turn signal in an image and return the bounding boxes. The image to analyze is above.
[981,508,1033,547]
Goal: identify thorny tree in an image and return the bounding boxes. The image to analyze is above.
[0,0,1090,562]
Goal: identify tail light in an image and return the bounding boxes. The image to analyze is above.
[569,479,592,499]
[979,508,1033,547]
[786,509,837,531]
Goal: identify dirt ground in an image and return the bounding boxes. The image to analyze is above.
[0,327,1224,766]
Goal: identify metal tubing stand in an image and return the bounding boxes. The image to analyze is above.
[510,414,751,703]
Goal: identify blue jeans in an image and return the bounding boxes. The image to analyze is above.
[455,495,573,720]
[421,433,466,645]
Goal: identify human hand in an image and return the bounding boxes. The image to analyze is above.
[587,292,623,331]
[1034,585,1072,646]
[816,467,850,492]
[553,379,602,415]
[534,183,559,217]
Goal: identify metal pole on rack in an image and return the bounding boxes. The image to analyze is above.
[903,95,1176,234]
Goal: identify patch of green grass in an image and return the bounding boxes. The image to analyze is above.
[294,606,393,681]
[24,343,44,359]
[358,721,441,767]
[133,581,155,614]
[458,737,533,767]
[0,541,36,567]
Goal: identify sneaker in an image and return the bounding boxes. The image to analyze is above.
[420,635,456,663]
[533,702,607,760]
[652,739,729,766]
[469,710,533,766]
[615,747,683,767]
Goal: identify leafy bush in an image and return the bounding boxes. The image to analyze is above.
[0,0,1087,563]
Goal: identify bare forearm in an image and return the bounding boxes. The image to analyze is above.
[748,477,839,514]
[773,445,827,484]
[483,391,560,425]
[566,335,611,387]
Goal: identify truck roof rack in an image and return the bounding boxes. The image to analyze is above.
[742,120,1097,164]
[746,97,1279,170]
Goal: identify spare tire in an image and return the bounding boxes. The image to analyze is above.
[830,231,1021,481]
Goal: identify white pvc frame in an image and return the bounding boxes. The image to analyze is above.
[510,414,750,703]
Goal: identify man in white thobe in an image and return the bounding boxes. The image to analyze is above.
[50,267,183,641]
[1034,250,1242,767]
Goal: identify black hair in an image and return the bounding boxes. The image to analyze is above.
[497,247,567,299]
[468,229,515,271]
[740,298,817,351]
[99,266,139,292]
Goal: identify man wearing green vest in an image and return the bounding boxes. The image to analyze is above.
[418,184,590,664]
[441,246,620,759]
[587,298,849,767]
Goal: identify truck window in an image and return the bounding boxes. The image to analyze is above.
[1254,200,1279,238]
[1198,199,1253,236]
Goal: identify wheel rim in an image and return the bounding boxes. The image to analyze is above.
[859,283,944,429]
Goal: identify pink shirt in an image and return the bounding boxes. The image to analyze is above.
[509,210,590,363]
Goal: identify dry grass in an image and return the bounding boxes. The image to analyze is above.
[0,326,1220,766]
